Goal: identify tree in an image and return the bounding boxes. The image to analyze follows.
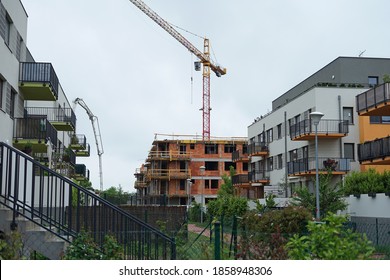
[291,172,347,219]
[286,213,375,260]
[207,167,248,219]
[100,186,130,205]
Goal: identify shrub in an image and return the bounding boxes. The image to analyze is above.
[286,214,375,260]
[238,206,312,259]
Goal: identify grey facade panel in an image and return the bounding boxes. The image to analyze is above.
[272,57,390,110]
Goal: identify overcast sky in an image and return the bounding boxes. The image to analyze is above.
[21,0,390,192]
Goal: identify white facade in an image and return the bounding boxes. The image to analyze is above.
[0,0,28,143]
[248,79,370,196]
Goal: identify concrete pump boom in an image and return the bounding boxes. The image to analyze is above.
[73,98,104,191]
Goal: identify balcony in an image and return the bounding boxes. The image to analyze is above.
[232,149,249,162]
[147,150,192,161]
[25,106,76,131]
[74,143,91,157]
[287,157,351,176]
[249,170,270,184]
[356,83,390,116]
[72,164,90,182]
[19,62,59,101]
[13,117,58,153]
[70,134,87,150]
[146,169,191,180]
[232,174,250,187]
[248,142,269,157]
[358,136,390,165]
[290,119,349,141]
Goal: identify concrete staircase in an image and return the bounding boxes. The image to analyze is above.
[0,208,70,259]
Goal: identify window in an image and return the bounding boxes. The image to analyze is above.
[277,124,282,139]
[190,143,195,149]
[5,15,11,46]
[242,144,248,154]
[370,116,390,124]
[205,161,218,171]
[224,162,236,171]
[268,157,273,171]
[266,128,273,143]
[368,76,378,87]
[210,180,219,189]
[344,143,355,160]
[343,107,354,125]
[179,180,186,191]
[258,132,265,143]
[277,154,283,169]
[224,144,236,153]
[0,78,3,110]
[289,149,298,161]
[180,144,186,154]
[205,144,218,154]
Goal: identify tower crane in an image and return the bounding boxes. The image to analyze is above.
[128,0,227,140]
[73,98,104,191]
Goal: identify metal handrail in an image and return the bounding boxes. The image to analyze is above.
[0,142,176,259]
[290,118,349,139]
[358,136,390,162]
[287,157,351,174]
[356,83,390,113]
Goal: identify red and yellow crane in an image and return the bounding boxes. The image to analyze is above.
[128,0,226,140]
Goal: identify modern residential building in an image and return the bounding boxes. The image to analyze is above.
[0,0,91,185]
[356,81,390,169]
[134,134,255,206]
[236,57,390,197]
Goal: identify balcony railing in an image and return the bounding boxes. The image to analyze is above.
[13,117,58,148]
[70,134,87,150]
[232,174,250,186]
[19,62,59,100]
[287,157,351,175]
[356,83,390,115]
[358,136,390,163]
[146,169,191,180]
[249,170,270,183]
[290,119,349,140]
[232,149,249,162]
[248,142,269,156]
[147,150,191,161]
[25,107,76,131]
[73,164,90,181]
[74,143,91,157]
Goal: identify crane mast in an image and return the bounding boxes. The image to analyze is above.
[128,0,226,140]
[73,98,104,191]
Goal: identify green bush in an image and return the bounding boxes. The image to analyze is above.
[343,169,388,195]
[286,214,375,260]
[238,206,312,260]
[63,231,123,260]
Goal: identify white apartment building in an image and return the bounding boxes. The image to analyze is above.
[1,0,90,190]
[247,57,390,197]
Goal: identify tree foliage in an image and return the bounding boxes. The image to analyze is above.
[291,172,347,219]
[207,167,248,219]
[63,231,123,260]
[342,169,390,195]
[100,186,130,205]
[286,214,375,260]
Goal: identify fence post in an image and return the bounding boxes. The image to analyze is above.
[232,215,238,259]
[214,221,221,260]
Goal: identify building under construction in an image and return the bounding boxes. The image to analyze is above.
[134,134,262,206]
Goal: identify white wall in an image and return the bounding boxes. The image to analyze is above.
[344,194,390,218]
